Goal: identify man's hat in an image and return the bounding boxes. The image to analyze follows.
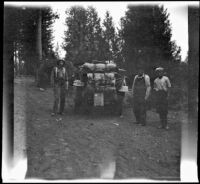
[57,59,65,66]
[155,67,164,71]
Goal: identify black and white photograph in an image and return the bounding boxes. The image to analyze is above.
[2,1,199,182]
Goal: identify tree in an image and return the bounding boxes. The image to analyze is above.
[4,6,58,89]
[63,6,89,65]
[11,6,58,76]
[16,7,38,75]
[63,6,105,64]
[86,6,103,61]
[42,7,59,57]
[102,11,119,61]
[54,42,61,59]
[120,5,181,77]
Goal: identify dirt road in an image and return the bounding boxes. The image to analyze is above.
[14,77,182,180]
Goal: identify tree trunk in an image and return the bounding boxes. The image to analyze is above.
[36,9,42,86]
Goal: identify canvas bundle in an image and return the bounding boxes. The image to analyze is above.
[87,72,116,85]
[83,63,117,72]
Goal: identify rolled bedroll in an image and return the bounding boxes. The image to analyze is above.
[82,62,117,72]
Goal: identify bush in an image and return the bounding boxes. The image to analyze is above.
[168,85,188,110]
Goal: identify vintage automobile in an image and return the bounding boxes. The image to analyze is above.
[73,60,128,114]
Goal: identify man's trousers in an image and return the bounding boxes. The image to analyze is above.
[132,97,146,125]
[155,90,168,128]
[53,83,66,114]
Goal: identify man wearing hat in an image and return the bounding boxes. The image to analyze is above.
[154,67,171,129]
[132,64,151,126]
[51,59,68,116]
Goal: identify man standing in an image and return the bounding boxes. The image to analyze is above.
[115,71,126,118]
[132,65,151,126]
[51,59,68,116]
[154,67,171,130]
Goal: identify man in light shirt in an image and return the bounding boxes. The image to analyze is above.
[154,67,171,129]
[132,65,151,126]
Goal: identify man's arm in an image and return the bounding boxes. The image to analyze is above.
[145,75,151,100]
[65,69,69,81]
[166,77,171,98]
[153,78,158,91]
[65,70,69,90]
[166,77,171,88]
[132,75,137,94]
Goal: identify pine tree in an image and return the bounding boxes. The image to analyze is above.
[102,11,118,61]
[63,6,104,64]
[63,6,88,65]
[120,5,181,77]
[11,7,38,75]
[86,6,103,61]
[42,7,59,57]
[11,6,58,76]
[55,42,60,59]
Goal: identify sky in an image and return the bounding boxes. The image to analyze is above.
[4,1,199,60]
[51,1,194,60]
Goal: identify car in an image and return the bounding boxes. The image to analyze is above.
[73,60,128,114]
